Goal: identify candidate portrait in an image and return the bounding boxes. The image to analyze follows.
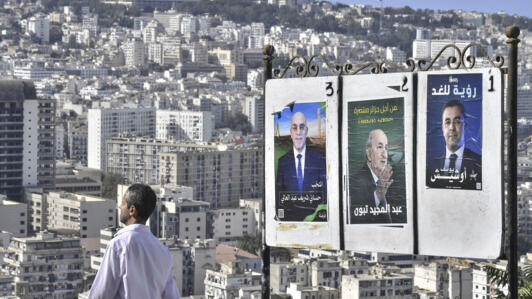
[426,99,482,190]
[349,129,406,224]
[275,111,327,222]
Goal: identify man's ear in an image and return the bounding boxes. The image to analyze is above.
[365,148,371,161]
[129,204,137,217]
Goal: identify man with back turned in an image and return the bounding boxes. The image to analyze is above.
[89,184,181,299]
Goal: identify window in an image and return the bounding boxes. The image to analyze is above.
[185,218,189,222]
[20,221,24,225]
[108,217,113,221]
[20,230,24,234]
[185,227,189,232]
[20,212,25,217]
[82,226,87,230]
[196,227,200,231]
[82,210,87,214]
[197,217,200,221]
[82,218,87,222]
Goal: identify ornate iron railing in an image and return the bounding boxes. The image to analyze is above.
[272,43,505,79]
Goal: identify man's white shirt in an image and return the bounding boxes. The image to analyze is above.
[89,224,180,299]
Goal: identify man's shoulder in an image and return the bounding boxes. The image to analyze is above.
[306,147,324,159]
[278,150,293,163]
[464,148,481,160]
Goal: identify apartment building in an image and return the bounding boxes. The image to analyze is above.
[0,232,83,298]
[87,108,155,170]
[161,238,216,296]
[204,260,262,299]
[159,146,263,207]
[342,272,413,298]
[0,195,27,237]
[156,110,214,142]
[46,191,115,238]
[211,208,257,243]
[106,136,217,184]
[0,81,55,200]
[270,262,309,294]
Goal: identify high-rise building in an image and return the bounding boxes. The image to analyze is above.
[1,231,83,298]
[0,81,55,201]
[27,16,50,43]
[156,110,214,142]
[106,137,218,184]
[159,146,263,207]
[87,108,155,170]
[122,38,145,68]
[244,96,264,133]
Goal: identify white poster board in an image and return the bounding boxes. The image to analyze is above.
[417,69,504,258]
[342,73,414,253]
[265,76,340,250]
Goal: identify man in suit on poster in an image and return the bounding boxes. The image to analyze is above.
[349,129,405,224]
[276,111,327,221]
[427,100,482,190]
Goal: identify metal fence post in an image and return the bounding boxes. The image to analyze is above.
[505,25,520,299]
[262,44,274,299]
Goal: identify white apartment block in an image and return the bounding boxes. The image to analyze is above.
[342,272,413,298]
[87,107,155,170]
[159,147,263,207]
[472,265,507,299]
[212,208,257,243]
[386,47,407,64]
[25,188,48,233]
[161,238,216,296]
[122,38,145,68]
[286,283,338,299]
[270,262,309,294]
[46,191,115,238]
[106,137,217,184]
[82,14,98,35]
[0,195,27,237]
[204,260,262,299]
[0,232,83,298]
[244,96,264,133]
[27,16,50,43]
[414,262,472,298]
[239,198,261,236]
[310,259,342,289]
[180,16,197,35]
[156,110,214,142]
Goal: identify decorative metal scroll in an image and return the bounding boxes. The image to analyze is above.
[272,43,505,79]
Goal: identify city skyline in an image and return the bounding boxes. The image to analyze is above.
[335,0,532,18]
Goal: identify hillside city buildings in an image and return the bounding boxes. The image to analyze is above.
[0,0,531,297]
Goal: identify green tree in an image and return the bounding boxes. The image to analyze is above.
[101,172,126,200]
[216,112,252,135]
[237,234,261,255]
[485,264,532,298]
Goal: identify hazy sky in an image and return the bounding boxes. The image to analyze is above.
[333,0,532,18]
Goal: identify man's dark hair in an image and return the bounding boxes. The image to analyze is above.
[125,184,157,221]
[442,100,465,117]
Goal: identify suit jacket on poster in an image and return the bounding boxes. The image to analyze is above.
[426,147,482,190]
[275,148,327,222]
[349,163,406,224]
